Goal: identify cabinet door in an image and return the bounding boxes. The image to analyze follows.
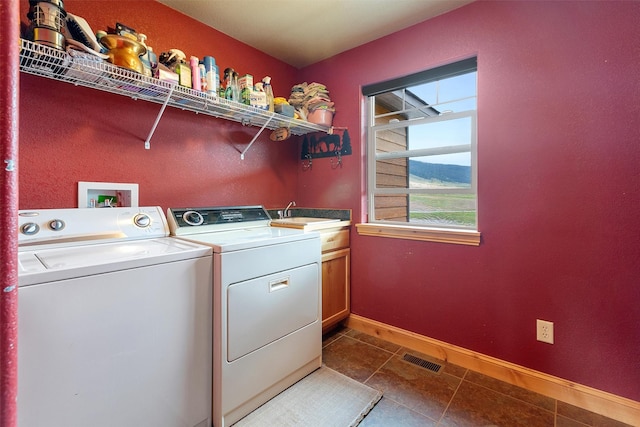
[321,248,350,332]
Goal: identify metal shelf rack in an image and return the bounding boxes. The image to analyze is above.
[18,39,330,155]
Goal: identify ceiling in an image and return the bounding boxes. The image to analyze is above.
[156,0,474,68]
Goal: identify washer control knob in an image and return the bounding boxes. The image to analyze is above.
[133,213,151,228]
[49,219,65,231]
[21,222,40,235]
[183,210,204,226]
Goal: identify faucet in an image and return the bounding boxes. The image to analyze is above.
[283,201,296,218]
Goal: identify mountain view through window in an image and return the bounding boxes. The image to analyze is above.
[367,60,477,230]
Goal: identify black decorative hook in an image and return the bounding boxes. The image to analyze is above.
[331,151,342,169]
[302,154,313,171]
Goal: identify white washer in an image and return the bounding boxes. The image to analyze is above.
[167,206,322,427]
[17,207,213,427]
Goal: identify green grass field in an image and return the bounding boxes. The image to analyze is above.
[409,193,476,227]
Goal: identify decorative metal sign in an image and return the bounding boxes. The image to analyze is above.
[301,129,352,160]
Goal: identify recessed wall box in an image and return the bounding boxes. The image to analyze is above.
[78,182,139,208]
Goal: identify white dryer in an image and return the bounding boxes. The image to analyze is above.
[167,206,322,427]
[17,207,213,427]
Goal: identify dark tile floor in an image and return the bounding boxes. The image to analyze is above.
[322,327,633,427]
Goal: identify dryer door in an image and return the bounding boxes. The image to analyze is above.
[227,262,319,362]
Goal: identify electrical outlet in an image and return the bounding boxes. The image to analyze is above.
[536,319,554,344]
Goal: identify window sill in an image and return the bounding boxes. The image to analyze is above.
[355,223,481,246]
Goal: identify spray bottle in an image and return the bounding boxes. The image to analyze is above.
[263,76,274,112]
[137,34,154,78]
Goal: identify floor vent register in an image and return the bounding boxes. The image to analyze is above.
[401,353,443,374]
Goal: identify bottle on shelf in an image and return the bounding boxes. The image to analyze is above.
[231,71,240,102]
[202,56,218,97]
[199,62,207,92]
[137,33,155,78]
[251,82,268,110]
[224,67,234,100]
[214,65,220,93]
[147,47,158,78]
[190,56,201,91]
[263,76,274,112]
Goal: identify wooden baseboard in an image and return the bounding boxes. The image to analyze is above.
[345,314,640,426]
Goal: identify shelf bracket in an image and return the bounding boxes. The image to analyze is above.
[240,115,274,160]
[144,83,177,149]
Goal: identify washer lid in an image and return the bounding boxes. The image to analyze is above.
[18,238,211,286]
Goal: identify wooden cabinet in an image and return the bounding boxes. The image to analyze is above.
[319,226,350,333]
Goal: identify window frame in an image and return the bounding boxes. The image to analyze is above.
[357,58,481,246]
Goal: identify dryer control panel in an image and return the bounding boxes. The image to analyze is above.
[167,205,271,236]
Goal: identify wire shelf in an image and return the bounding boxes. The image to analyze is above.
[19,38,330,137]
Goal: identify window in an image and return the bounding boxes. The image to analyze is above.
[357,58,480,245]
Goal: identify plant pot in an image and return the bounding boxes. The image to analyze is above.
[307,109,333,127]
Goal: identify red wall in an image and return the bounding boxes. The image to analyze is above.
[15,0,640,403]
[18,0,302,210]
[300,1,640,401]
